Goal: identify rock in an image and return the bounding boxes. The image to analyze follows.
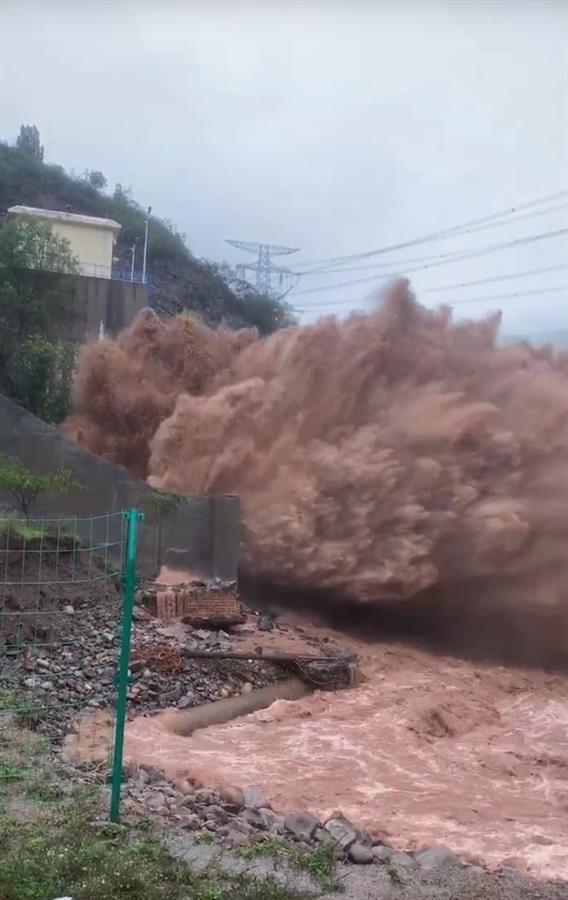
[241,682,254,695]
[348,841,374,864]
[373,845,392,863]
[177,696,192,709]
[219,785,245,810]
[225,826,250,847]
[242,809,266,829]
[324,814,358,850]
[389,851,415,868]
[146,792,167,811]
[255,808,280,831]
[63,605,75,615]
[284,812,319,841]
[174,778,194,796]
[207,805,230,825]
[194,788,219,805]
[258,614,274,632]
[133,605,152,621]
[194,629,213,642]
[415,846,461,871]
[467,865,486,877]
[178,814,200,830]
[243,785,266,810]
[227,817,253,837]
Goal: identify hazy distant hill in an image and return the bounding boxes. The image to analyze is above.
[0,141,294,334]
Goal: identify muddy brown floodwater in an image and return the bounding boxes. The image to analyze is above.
[124,614,568,882]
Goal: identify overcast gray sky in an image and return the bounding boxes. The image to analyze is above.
[1,0,567,334]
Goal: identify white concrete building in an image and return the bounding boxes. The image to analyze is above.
[7,205,121,279]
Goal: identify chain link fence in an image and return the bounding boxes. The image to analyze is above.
[0,509,140,820]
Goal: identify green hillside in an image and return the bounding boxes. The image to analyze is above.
[0,139,294,334]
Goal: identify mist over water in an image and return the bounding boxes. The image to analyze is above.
[64,281,568,644]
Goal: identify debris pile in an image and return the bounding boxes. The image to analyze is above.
[137,579,245,628]
[3,596,278,741]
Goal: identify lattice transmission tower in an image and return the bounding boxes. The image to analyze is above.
[226,240,300,297]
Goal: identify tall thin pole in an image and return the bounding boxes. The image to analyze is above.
[130,241,136,282]
[142,205,152,284]
[110,508,141,822]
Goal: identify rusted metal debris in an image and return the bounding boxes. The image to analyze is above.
[182,648,361,690]
[131,643,187,675]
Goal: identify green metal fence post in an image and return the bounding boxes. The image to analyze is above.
[110,508,141,822]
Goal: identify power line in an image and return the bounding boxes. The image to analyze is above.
[291,227,568,297]
[446,285,566,306]
[423,263,568,294]
[291,190,568,272]
[293,285,567,312]
[295,203,568,278]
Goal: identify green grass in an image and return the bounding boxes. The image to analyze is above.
[238,838,286,860]
[289,842,343,893]
[0,800,310,900]
[387,862,404,885]
[0,517,81,546]
[195,831,216,845]
[0,714,57,801]
[239,837,342,894]
[0,689,48,731]
[0,698,313,899]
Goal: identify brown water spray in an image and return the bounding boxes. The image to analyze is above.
[64,281,568,639]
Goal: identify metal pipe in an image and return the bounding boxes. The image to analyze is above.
[162,677,312,737]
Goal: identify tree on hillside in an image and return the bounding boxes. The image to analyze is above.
[0,218,79,277]
[113,182,132,203]
[82,169,107,191]
[16,124,44,161]
[0,218,80,422]
[209,262,298,334]
[0,454,79,518]
[10,336,77,425]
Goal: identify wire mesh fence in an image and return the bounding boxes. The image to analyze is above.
[0,509,140,820]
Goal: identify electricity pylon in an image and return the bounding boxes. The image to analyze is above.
[226,240,300,297]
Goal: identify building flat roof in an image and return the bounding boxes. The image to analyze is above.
[7,205,122,233]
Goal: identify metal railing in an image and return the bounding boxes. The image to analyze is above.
[79,261,155,286]
[0,509,141,822]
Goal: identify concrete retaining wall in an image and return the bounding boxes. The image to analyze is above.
[10,269,148,343]
[63,274,148,341]
[0,394,239,579]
